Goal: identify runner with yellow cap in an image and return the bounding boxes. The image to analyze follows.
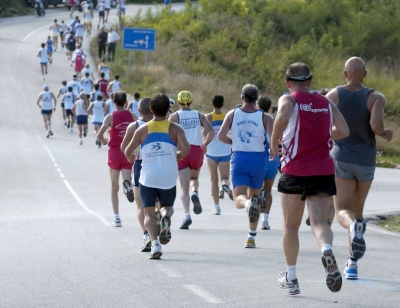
[169,91,214,229]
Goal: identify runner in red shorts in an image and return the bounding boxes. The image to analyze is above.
[169,91,214,229]
[97,90,135,227]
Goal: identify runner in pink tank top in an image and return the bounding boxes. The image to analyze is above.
[97,91,136,227]
[269,62,349,296]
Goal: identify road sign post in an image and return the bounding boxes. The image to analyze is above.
[122,28,156,70]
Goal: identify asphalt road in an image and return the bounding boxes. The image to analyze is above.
[0,4,399,308]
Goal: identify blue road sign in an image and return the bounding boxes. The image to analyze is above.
[122,28,156,51]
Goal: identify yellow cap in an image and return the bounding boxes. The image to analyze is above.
[177,91,193,106]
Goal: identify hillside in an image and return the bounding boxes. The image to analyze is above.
[96,0,400,165]
[0,0,32,17]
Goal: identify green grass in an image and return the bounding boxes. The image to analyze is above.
[0,0,33,17]
[378,215,400,233]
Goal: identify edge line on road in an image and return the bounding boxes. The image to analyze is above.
[23,25,51,42]
[367,225,400,237]
[183,284,224,304]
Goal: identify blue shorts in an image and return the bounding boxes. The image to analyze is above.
[133,159,142,187]
[40,62,48,66]
[206,154,231,164]
[265,156,280,180]
[231,151,265,189]
[139,184,176,208]
[66,109,73,116]
[92,121,103,125]
[41,109,52,115]
[76,115,88,125]
[99,11,105,16]
[47,47,53,54]
[121,8,125,12]
[61,102,65,108]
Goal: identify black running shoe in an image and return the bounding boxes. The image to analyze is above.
[260,189,267,213]
[180,216,192,229]
[191,192,202,214]
[49,131,53,136]
[155,211,161,235]
[248,195,260,223]
[321,250,342,293]
[350,219,366,260]
[122,180,134,203]
[222,184,233,201]
[83,128,87,137]
[67,120,70,128]
[159,216,171,245]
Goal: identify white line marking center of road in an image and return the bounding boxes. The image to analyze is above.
[184,284,224,304]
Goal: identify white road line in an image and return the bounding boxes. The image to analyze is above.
[37,136,111,226]
[22,25,50,42]
[367,225,400,237]
[183,284,224,304]
[156,265,183,278]
[63,179,111,226]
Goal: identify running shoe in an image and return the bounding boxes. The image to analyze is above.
[248,195,260,223]
[83,128,87,137]
[244,237,256,248]
[49,131,53,136]
[180,215,192,229]
[261,220,270,230]
[79,140,83,145]
[260,189,267,213]
[278,271,300,295]
[41,76,45,80]
[191,192,202,215]
[219,190,224,199]
[212,205,221,215]
[155,211,161,235]
[321,250,342,292]
[343,260,358,280]
[122,180,134,203]
[69,127,73,133]
[46,133,50,138]
[222,184,233,201]
[149,241,162,259]
[67,120,70,128]
[305,217,310,226]
[45,68,47,74]
[159,216,172,245]
[112,218,122,227]
[350,219,366,260]
[140,233,151,252]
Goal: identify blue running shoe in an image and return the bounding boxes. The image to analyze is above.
[343,260,358,280]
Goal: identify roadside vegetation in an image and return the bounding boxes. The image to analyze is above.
[91,0,400,167]
[378,215,400,233]
[0,0,32,17]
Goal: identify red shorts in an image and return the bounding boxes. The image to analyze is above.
[178,145,203,170]
[70,0,76,6]
[108,146,133,170]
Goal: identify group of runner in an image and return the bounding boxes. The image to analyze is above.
[36,24,394,294]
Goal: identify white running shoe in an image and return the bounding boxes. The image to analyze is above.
[261,220,270,230]
[248,195,260,223]
[69,127,73,133]
[212,205,221,215]
[278,271,300,295]
[140,233,151,252]
[41,76,45,80]
[149,241,162,259]
[321,250,342,292]
[343,260,358,280]
[350,219,366,260]
[112,218,122,227]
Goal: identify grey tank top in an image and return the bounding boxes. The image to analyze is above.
[331,86,376,166]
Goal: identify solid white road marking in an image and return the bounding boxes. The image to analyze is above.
[367,225,400,237]
[183,284,224,304]
[22,25,50,42]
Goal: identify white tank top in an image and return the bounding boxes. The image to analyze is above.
[60,23,67,32]
[207,112,231,157]
[104,0,111,8]
[129,100,140,118]
[111,81,120,93]
[98,3,105,11]
[68,81,82,97]
[60,86,68,98]
[51,24,59,34]
[100,66,110,80]
[64,92,74,110]
[41,92,52,110]
[75,99,88,116]
[85,12,92,22]
[177,109,202,146]
[39,49,48,63]
[231,107,265,152]
[121,0,125,8]
[92,100,105,123]
[92,90,103,102]
[139,120,178,189]
[81,78,92,95]
[134,119,148,161]
[106,99,115,114]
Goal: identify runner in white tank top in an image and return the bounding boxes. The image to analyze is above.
[57,81,68,125]
[107,75,124,94]
[36,85,57,138]
[61,87,78,133]
[218,84,268,249]
[169,90,214,230]
[120,97,154,253]
[124,94,191,259]
[88,97,108,144]
[37,43,50,80]
[72,93,89,145]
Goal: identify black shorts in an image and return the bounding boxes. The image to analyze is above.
[133,159,142,187]
[278,173,336,201]
[68,46,76,52]
[66,109,73,116]
[76,115,88,125]
[41,109,52,115]
[139,184,176,208]
[61,102,65,108]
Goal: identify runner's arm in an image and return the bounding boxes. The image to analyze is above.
[168,112,178,123]
[269,94,295,160]
[264,113,274,140]
[329,100,349,140]
[51,92,57,109]
[124,126,144,162]
[36,94,41,108]
[97,114,112,145]
[120,122,137,153]
[119,82,124,90]
[176,125,190,161]
[200,113,214,151]
[87,103,94,115]
[106,82,112,92]
[217,111,233,145]
[369,92,393,142]
[103,102,109,115]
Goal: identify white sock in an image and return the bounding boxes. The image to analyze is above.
[185,213,191,218]
[114,214,120,220]
[48,125,51,131]
[348,257,357,265]
[244,200,251,209]
[350,221,355,233]
[262,213,269,222]
[215,204,220,208]
[248,229,257,239]
[286,265,297,281]
[321,243,333,253]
